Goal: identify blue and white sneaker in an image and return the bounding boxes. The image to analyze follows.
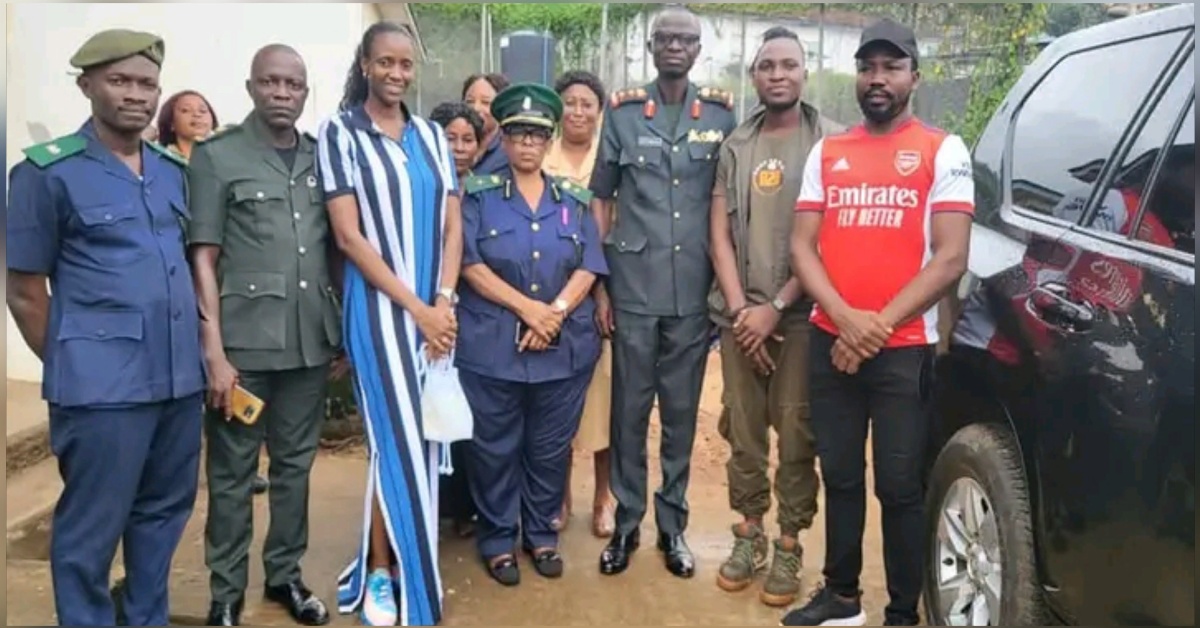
[361,569,398,626]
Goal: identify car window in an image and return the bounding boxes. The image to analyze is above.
[1130,98,1195,256]
[1084,50,1194,238]
[1009,30,1188,220]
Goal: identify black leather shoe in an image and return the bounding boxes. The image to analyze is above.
[264,581,329,626]
[206,599,243,626]
[657,533,696,578]
[599,529,640,575]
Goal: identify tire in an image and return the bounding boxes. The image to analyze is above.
[923,423,1046,626]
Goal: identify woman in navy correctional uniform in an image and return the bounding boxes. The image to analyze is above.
[456,82,608,586]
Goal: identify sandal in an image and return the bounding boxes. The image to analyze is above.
[551,501,571,532]
[524,547,564,579]
[486,555,520,587]
[592,499,616,539]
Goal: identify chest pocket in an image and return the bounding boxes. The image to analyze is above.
[688,141,717,163]
[555,221,585,271]
[476,222,519,268]
[230,181,288,238]
[75,202,149,266]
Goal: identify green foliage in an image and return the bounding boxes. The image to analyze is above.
[1044,2,1110,37]
[415,3,652,67]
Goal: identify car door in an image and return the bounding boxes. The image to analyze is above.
[998,25,1193,624]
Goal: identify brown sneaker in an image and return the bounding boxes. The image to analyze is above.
[716,523,768,592]
[759,539,803,607]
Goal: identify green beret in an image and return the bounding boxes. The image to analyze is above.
[491,83,563,131]
[69,29,165,70]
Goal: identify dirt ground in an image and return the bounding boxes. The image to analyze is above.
[6,352,895,626]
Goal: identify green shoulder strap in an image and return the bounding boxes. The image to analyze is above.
[554,177,593,206]
[22,135,87,169]
[146,141,189,168]
[463,173,506,195]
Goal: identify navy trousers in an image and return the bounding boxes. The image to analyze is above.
[459,369,590,560]
[48,394,203,626]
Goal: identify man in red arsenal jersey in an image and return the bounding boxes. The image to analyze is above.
[783,18,974,627]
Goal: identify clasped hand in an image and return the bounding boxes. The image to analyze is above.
[732,304,783,376]
[519,300,564,353]
[416,301,458,359]
[831,308,893,374]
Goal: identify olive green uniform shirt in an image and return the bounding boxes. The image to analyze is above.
[187,113,341,372]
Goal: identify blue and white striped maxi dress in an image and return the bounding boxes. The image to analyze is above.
[317,106,458,627]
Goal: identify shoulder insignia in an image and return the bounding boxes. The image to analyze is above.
[463,173,506,195]
[146,141,189,167]
[198,123,240,144]
[22,135,87,168]
[698,86,735,111]
[609,86,649,109]
[554,177,593,206]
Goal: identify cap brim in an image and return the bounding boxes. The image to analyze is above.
[500,115,556,129]
[854,38,914,60]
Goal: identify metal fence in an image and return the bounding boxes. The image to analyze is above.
[407,4,1005,132]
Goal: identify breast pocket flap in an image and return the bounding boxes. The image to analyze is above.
[220,271,288,299]
[230,181,287,204]
[76,203,139,227]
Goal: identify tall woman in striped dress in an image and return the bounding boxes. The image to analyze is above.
[317,21,463,627]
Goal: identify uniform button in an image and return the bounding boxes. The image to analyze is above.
[290,179,296,186]
[489,229,498,237]
[96,329,107,338]
[673,179,680,186]
[673,212,681,219]
[706,154,712,160]
[637,156,645,164]
[532,251,541,260]
[299,246,307,255]
[256,191,265,199]
[104,213,114,221]
[293,212,301,220]
[531,223,540,232]
[248,284,257,292]
[674,245,682,252]
[672,146,680,153]
[530,284,540,293]
[300,280,309,290]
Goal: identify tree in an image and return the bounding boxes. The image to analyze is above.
[1045,2,1110,37]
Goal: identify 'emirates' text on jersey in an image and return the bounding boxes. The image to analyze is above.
[795,118,975,348]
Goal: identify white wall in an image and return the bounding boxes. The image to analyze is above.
[6,2,374,382]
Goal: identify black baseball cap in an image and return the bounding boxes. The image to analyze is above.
[855,18,919,64]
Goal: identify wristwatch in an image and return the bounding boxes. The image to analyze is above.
[552,298,570,315]
[437,287,458,305]
[770,297,788,313]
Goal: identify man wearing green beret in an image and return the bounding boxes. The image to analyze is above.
[6,29,206,626]
[187,44,340,626]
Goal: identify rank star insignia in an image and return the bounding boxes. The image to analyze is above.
[306,175,318,188]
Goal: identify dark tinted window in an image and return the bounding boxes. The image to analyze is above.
[1132,99,1194,256]
[1009,30,1187,219]
[1086,51,1194,237]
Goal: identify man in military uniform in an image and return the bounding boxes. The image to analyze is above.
[6,30,205,626]
[187,44,338,626]
[589,4,738,579]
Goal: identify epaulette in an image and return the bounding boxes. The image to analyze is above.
[147,141,189,168]
[609,87,649,109]
[22,135,87,169]
[463,173,506,195]
[554,177,593,206]
[698,86,736,111]
[198,123,240,145]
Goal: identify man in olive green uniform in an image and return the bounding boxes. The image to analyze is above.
[589,5,738,579]
[709,27,843,609]
[188,45,338,627]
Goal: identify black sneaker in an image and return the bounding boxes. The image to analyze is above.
[780,585,867,626]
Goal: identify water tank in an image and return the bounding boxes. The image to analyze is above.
[499,30,557,86]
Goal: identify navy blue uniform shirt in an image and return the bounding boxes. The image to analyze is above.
[6,120,206,407]
[456,170,608,384]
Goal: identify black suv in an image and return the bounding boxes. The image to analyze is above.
[923,5,1193,626]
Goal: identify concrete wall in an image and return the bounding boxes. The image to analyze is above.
[4,2,401,383]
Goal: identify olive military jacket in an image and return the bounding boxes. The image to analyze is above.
[187,113,341,373]
[589,82,739,318]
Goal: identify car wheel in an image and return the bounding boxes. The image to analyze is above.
[923,423,1046,626]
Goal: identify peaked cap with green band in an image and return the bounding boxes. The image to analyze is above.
[69,29,165,70]
[491,82,563,131]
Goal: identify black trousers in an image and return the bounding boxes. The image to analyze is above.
[809,329,935,622]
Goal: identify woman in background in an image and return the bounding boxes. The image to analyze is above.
[541,70,614,538]
[428,101,486,540]
[462,73,510,175]
[157,89,218,160]
[318,21,462,627]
